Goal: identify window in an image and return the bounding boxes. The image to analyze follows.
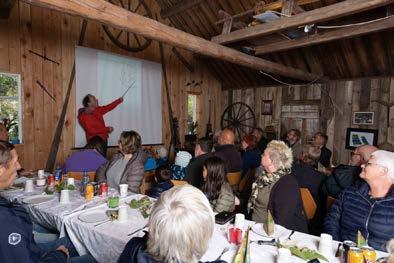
[187,93,199,135]
[0,72,22,144]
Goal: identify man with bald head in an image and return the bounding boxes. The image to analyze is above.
[0,123,9,142]
[322,145,378,198]
[213,128,242,172]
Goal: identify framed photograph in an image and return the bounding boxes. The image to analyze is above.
[345,128,378,150]
[262,100,273,115]
[353,112,374,125]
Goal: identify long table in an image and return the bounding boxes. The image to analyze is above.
[0,179,388,263]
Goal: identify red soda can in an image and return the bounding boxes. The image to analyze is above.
[99,182,108,197]
[47,175,55,186]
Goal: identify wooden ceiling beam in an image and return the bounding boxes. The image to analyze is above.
[23,0,321,81]
[212,0,394,45]
[254,16,394,55]
[160,0,206,19]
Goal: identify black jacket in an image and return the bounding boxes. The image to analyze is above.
[268,174,308,233]
[184,153,212,187]
[213,144,242,173]
[292,162,327,235]
[0,197,67,263]
[319,146,332,168]
[321,164,361,199]
[118,233,226,263]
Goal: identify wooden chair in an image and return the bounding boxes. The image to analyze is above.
[227,171,242,191]
[140,170,156,195]
[171,180,188,186]
[67,171,96,182]
[299,188,317,220]
[326,196,336,212]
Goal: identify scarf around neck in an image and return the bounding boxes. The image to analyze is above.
[247,167,291,213]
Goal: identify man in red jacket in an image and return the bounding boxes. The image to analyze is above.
[78,94,123,154]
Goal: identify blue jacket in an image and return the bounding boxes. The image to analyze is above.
[0,197,67,263]
[240,149,261,176]
[118,233,226,263]
[150,181,173,199]
[324,181,394,251]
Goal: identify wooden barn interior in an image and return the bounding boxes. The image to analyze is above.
[0,0,394,261]
[1,0,393,170]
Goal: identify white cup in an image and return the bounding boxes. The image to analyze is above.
[24,179,34,192]
[60,190,70,204]
[37,169,45,178]
[118,205,128,222]
[234,213,245,230]
[119,184,128,197]
[318,233,333,258]
[276,248,291,263]
[67,177,75,186]
[36,178,46,186]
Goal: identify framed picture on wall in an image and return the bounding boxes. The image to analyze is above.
[353,111,374,125]
[262,100,273,115]
[345,128,378,150]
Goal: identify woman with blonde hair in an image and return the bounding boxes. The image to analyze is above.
[248,140,307,233]
[118,185,225,263]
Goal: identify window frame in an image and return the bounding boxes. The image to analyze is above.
[0,71,23,144]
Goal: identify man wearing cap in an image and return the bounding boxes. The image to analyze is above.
[324,150,394,251]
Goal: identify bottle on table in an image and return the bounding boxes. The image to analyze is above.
[54,165,62,188]
[80,171,90,195]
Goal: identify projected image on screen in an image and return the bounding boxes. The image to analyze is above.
[75,46,162,147]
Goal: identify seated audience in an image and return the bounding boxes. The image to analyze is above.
[240,134,261,176]
[286,129,302,161]
[63,136,107,173]
[97,131,147,193]
[322,145,378,199]
[249,140,307,233]
[171,151,192,180]
[313,132,332,168]
[292,144,326,235]
[201,156,235,213]
[324,150,394,251]
[150,165,173,199]
[118,185,225,263]
[185,138,213,187]
[155,146,169,167]
[0,122,9,142]
[213,128,242,172]
[252,127,269,153]
[0,141,95,263]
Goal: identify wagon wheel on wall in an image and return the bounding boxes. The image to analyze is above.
[221,102,256,142]
[103,0,153,52]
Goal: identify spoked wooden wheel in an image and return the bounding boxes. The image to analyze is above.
[221,102,256,142]
[103,0,153,52]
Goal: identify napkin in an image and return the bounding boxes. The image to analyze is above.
[233,227,251,263]
[264,210,275,236]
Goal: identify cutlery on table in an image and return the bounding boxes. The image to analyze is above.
[127,223,149,236]
[287,230,295,240]
[215,247,229,261]
[254,238,277,246]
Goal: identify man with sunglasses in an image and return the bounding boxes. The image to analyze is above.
[324,150,394,251]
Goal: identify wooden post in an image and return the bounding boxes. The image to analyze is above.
[45,19,88,172]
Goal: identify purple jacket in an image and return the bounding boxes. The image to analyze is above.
[63,149,107,173]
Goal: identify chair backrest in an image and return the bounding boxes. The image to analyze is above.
[326,196,336,212]
[226,171,242,188]
[170,180,188,187]
[67,171,96,182]
[299,188,317,220]
[140,170,156,195]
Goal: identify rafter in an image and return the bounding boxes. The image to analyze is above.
[212,0,394,45]
[160,0,206,19]
[254,16,394,55]
[24,0,321,81]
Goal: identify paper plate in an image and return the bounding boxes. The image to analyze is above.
[22,195,54,205]
[251,223,289,238]
[78,210,108,224]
